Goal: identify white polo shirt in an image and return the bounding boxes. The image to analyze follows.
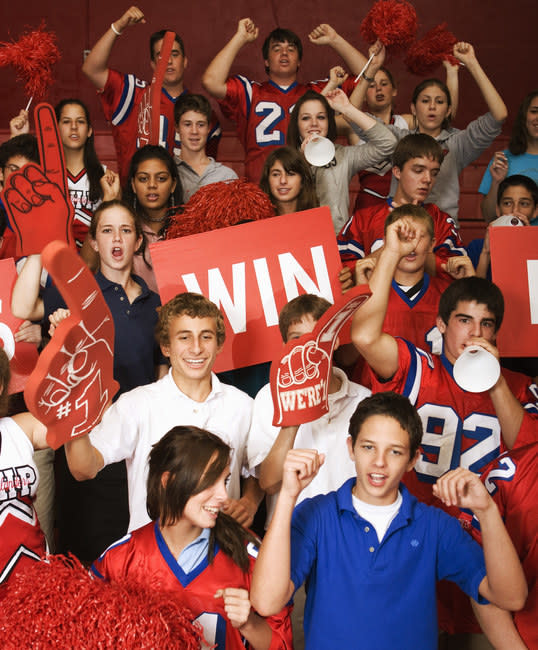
[90,370,253,531]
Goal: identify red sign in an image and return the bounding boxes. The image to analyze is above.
[270,285,371,426]
[24,242,118,449]
[491,227,538,356]
[0,258,39,393]
[150,207,343,372]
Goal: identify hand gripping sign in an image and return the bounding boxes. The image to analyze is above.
[2,103,75,256]
[24,241,119,449]
[271,285,371,427]
[137,31,175,147]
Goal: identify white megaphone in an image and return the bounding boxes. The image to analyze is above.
[490,214,525,227]
[453,345,501,393]
[303,136,335,167]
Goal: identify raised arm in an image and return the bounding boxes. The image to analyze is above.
[308,24,368,76]
[452,42,507,123]
[480,152,508,222]
[11,254,45,321]
[348,41,384,111]
[351,219,420,379]
[433,468,527,611]
[259,426,300,494]
[471,602,528,650]
[64,434,105,481]
[325,88,377,131]
[251,449,324,617]
[82,6,146,90]
[12,411,48,450]
[202,18,259,100]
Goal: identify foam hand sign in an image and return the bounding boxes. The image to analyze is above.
[271,285,371,426]
[24,241,118,449]
[2,103,74,256]
[137,30,175,147]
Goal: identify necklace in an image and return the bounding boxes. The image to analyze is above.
[147,214,167,223]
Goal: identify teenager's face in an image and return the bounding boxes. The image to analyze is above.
[268,160,302,209]
[285,313,317,342]
[436,300,497,364]
[366,70,397,113]
[393,156,441,204]
[151,39,187,87]
[411,85,451,136]
[177,110,210,154]
[526,96,538,142]
[347,415,418,506]
[297,100,329,140]
[131,158,176,212]
[162,314,222,385]
[394,218,434,274]
[58,103,92,152]
[3,155,32,181]
[498,185,537,222]
[181,461,230,533]
[91,206,141,273]
[264,39,300,79]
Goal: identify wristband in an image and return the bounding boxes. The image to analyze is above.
[362,72,374,82]
[110,23,122,36]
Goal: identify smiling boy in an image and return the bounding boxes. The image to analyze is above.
[65,292,259,533]
[250,391,527,649]
[173,94,237,202]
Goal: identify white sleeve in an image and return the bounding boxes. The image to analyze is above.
[246,383,281,474]
[89,390,143,467]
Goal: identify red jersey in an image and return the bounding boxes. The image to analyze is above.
[0,417,46,584]
[92,521,292,649]
[338,200,465,272]
[460,444,538,647]
[370,338,538,514]
[219,75,355,183]
[352,273,451,386]
[100,69,220,184]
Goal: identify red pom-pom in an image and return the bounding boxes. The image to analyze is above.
[166,178,276,239]
[0,554,204,648]
[360,0,418,54]
[405,23,458,75]
[0,21,61,101]
[361,0,418,53]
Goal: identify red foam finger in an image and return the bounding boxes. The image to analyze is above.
[271,285,371,426]
[137,31,175,147]
[3,162,75,256]
[34,102,68,194]
[24,241,119,449]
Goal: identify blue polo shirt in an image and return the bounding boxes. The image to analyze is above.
[290,480,486,650]
[43,272,164,397]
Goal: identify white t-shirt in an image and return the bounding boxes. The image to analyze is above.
[90,370,253,531]
[247,367,371,526]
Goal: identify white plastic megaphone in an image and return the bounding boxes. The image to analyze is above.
[303,136,335,167]
[452,345,501,393]
[490,214,525,227]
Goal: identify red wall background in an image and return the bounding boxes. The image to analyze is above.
[1,0,535,132]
